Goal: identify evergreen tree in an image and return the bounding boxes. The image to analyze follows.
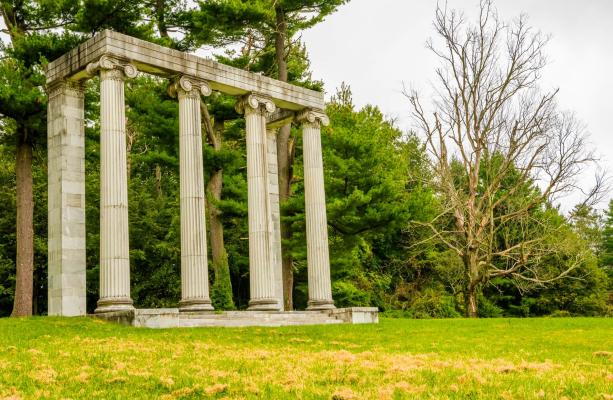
[569,204,604,256]
[0,0,164,315]
[1,1,83,316]
[285,85,436,309]
[600,201,613,306]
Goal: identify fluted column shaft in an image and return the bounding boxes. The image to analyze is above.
[238,94,280,311]
[173,76,214,311]
[96,65,134,313]
[299,110,335,310]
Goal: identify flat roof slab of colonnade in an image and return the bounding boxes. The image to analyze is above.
[46,30,324,111]
[45,30,378,328]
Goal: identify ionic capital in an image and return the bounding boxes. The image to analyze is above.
[85,54,138,80]
[46,79,85,99]
[167,75,212,99]
[296,109,330,128]
[235,93,276,116]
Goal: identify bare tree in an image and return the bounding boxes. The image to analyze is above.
[408,1,604,317]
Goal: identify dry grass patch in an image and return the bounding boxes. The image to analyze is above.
[29,367,57,384]
[332,387,358,399]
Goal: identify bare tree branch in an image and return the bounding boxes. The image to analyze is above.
[407,0,604,317]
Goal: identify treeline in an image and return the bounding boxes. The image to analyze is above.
[0,1,611,318]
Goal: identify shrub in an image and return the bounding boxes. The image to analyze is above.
[211,255,236,310]
[332,280,371,307]
[380,309,413,318]
[477,294,503,318]
[409,288,461,318]
[549,310,572,318]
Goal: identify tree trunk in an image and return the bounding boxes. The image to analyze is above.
[208,167,224,264]
[207,165,234,310]
[277,127,294,310]
[155,0,169,38]
[12,131,34,317]
[274,6,288,83]
[154,164,162,197]
[274,5,295,311]
[207,120,225,263]
[203,110,235,310]
[464,286,478,318]
[463,251,479,318]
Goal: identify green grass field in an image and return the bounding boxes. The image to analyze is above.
[0,317,611,399]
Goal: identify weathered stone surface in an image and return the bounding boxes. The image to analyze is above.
[266,109,295,129]
[173,76,214,312]
[327,307,379,324]
[95,59,135,313]
[47,81,86,317]
[94,308,379,328]
[298,110,335,310]
[237,94,281,311]
[46,30,324,111]
[93,309,135,326]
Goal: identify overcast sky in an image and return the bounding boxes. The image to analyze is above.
[301,0,613,211]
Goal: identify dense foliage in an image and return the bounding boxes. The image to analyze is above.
[0,0,610,317]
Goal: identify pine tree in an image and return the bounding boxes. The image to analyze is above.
[601,200,613,281]
[1,1,84,316]
[569,204,604,256]
[0,0,161,315]
[282,85,436,308]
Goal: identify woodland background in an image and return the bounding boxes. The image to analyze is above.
[0,0,611,318]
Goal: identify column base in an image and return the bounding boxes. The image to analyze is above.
[179,299,214,312]
[307,299,336,311]
[95,298,135,313]
[248,298,282,311]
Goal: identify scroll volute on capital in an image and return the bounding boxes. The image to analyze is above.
[167,75,212,98]
[85,54,138,79]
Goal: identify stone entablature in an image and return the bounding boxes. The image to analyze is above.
[46,30,324,111]
[45,31,337,319]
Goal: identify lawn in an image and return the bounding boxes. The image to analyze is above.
[0,317,611,399]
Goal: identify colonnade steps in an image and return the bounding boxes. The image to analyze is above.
[95,307,379,328]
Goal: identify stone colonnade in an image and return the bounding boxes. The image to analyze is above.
[47,54,334,315]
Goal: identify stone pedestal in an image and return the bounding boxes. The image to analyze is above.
[238,94,280,311]
[170,76,214,312]
[92,57,137,313]
[47,81,87,316]
[96,307,379,328]
[298,110,335,310]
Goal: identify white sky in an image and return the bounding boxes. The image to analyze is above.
[302,0,613,211]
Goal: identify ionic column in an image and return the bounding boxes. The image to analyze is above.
[169,76,214,312]
[87,56,138,313]
[297,109,335,310]
[237,94,280,311]
[47,80,86,316]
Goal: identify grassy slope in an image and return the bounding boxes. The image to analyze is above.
[0,317,611,399]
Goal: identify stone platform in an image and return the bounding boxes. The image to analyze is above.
[94,307,378,328]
